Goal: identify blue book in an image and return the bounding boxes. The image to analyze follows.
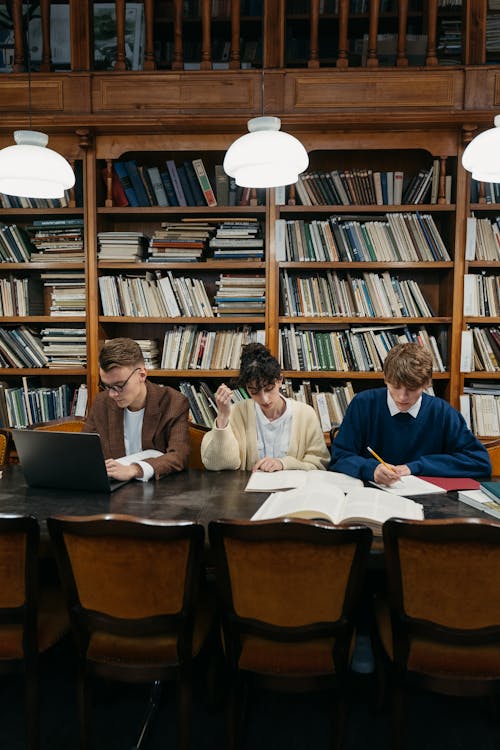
[113,162,139,207]
[177,164,196,206]
[380,172,388,205]
[183,161,205,206]
[124,160,151,206]
[166,160,187,206]
[160,170,179,206]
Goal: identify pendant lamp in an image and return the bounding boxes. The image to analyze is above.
[223,116,309,188]
[0,129,75,199]
[462,115,500,183]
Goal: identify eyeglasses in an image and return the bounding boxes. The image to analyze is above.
[246,383,277,396]
[100,367,140,394]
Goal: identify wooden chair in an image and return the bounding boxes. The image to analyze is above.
[188,422,210,470]
[208,518,373,750]
[376,517,500,750]
[0,428,11,464]
[484,437,500,476]
[47,514,215,750]
[32,417,85,433]
[0,514,69,750]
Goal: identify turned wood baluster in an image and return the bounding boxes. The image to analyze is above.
[396,0,409,67]
[288,184,296,206]
[39,0,52,71]
[200,0,212,70]
[172,0,183,70]
[11,0,25,72]
[229,0,241,69]
[478,182,486,204]
[68,160,76,208]
[425,0,438,66]
[366,0,380,67]
[143,0,155,70]
[104,159,113,207]
[114,0,127,70]
[336,0,349,68]
[308,0,320,69]
[438,155,447,205]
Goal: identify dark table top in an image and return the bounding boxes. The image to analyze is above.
[0,464,486,535]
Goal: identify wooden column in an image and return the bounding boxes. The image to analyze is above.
[229,0,241,69]
[200,0,212,70]
[171,0,184,71]
[366,0,380,67]
[39,0,52,72]
[336,0,349,68]
[425,0,438,66]
[143,0,156,70]
[396,0,409,67]
[308,0,320,68]
[12,0,25,72]
[114,0,127,71]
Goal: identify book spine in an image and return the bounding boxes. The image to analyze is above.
[113,162,139,207]
[192,158,217,206]
[166,160,187,206]
[124,160,151,206]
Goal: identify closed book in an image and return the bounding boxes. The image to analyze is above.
[160,170,179,206]
[113,162,139,206]
[192,158,217,206]
[177,164,196,206]
[215,164,229,206]
[183,161,206,206]
[458,489,500,520]
[124,160,151,206]
[480,481,500,502]
[146,166,169,206]
[166,159,187,206]
[102,167,128,207]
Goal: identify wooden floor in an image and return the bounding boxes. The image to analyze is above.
[1,637,499,750]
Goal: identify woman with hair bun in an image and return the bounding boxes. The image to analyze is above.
[201,343,330,472]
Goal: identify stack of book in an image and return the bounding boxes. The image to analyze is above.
[0,223,34,262]
[148,221,214,262]
[160,325,265,370]
[460,383,500,437]
[209,219,264,260]
[111,157,217,208]
[40,327,87,368]
[0,326,48,368]
[179,381,217,428]
[213,274,266,317]
[275,212,450,262]
[130,339,160,369]
[280,323,445,373]
[458,482,500,520]
[280,269,435,318]
[98,231,149,261]
[0,276,44,316]
[41,271,86,317]
[26,219,85,263]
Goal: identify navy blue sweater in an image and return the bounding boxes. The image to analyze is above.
[329,388,491,481]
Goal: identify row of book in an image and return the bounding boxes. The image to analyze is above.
[275,213,451,263]
[470,179,500,204]
[292,161,445,207]
[0,188,76,210]
[460,388,500,437]
[41,328,87,369]
[465,216,500,261]
[463,273,500,317]
[147,219,264,263]
[0,272,86,318]
[0,219,85,264]
[279,324,446,374]
[280,269,435,318]
[0,380,87,429]
[461,327,500,373]
[0,276,43,317]
[160,326,265,370]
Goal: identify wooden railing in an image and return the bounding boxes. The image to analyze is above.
[0,0,483,74]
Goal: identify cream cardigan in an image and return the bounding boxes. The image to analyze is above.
[201,399,330,471]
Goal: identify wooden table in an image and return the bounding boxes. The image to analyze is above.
[0,465,486,534]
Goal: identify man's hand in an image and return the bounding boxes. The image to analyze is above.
[373,463,410,486]
[105,459,143,481]
[252,457,284,473]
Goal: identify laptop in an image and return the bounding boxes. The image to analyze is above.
[12,429,129,493]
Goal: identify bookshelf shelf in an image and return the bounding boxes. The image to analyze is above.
[98,316,266,324]
[279,317,452,324]
[281,370,451,380]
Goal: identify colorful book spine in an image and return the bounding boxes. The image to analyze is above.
[192,158,217,207]
[166,159,187,206]
[113,162,139,207]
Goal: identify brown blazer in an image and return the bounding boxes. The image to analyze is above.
[83,381,190,479]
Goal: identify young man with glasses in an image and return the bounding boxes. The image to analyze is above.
[83,337,190,481]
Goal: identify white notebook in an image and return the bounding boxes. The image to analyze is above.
[245,470,363,494]
[370,474,446,497]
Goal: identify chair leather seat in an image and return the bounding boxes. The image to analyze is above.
[238,634,343,675]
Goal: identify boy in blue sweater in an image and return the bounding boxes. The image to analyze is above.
[329,343,491,484]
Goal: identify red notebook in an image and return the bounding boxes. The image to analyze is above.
[419,476,480,491]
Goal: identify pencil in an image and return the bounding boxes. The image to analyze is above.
[367,446,397,475]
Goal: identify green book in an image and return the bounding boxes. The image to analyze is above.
[479,481,500,504]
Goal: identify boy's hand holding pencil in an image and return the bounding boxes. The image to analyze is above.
[367,446,410,486]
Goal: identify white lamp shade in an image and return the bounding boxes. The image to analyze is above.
[462,115,500,183]
[0,130,75,198]
[223,116,309,188]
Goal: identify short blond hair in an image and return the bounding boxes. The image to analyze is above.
[99,338,144,372]
[383,343,432,389]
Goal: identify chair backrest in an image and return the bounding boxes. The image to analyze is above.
[0,514,39,654]
[33,417,85,433]
[485,438,500,476]
[188,422,210,470]
[209,518,372,667]
[382,517,500,657]
[0,430,9,464]
[47,514,205,661]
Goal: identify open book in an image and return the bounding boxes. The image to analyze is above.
[245,470,364,493]
[251,482,424,533]
[370,474,446,497]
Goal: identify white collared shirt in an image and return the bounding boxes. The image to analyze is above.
[255,396,292,459]
[123,407,154,481]
[387,391,422,418]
